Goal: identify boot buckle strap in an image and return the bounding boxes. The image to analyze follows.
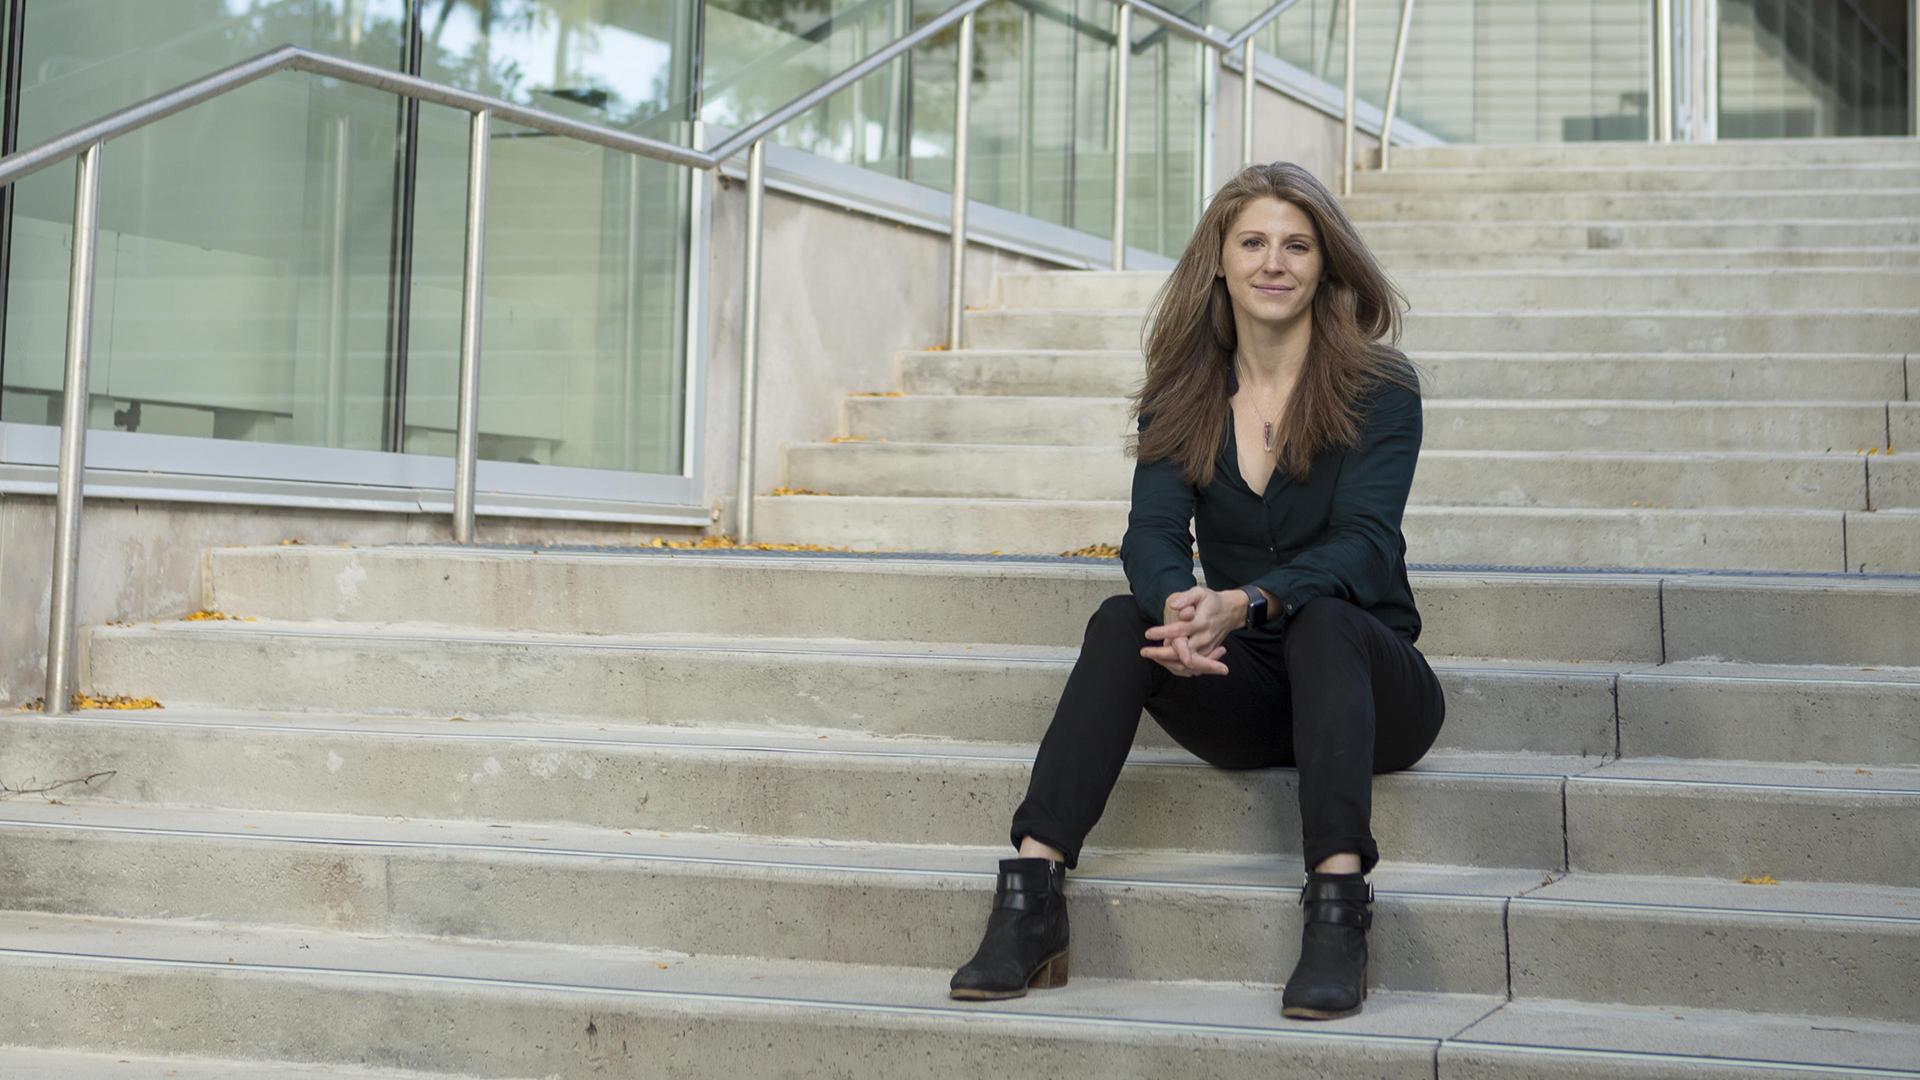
[992,890,1051,912]
[1301,900,1372,929]
[1297,879,1373,904]
[997,870,1061,894]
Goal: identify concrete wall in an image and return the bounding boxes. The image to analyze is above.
[0,184,1060,708]
[699,178,1059,521]
[1211,68,1382,198]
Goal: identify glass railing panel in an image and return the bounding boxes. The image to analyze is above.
[1247,0,1654,144]
[411,4,698,476]
[1718,0,1913,137]
[700,0,944,175]
[0,0,411,452]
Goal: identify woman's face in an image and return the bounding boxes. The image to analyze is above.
[1216,196,1324,329]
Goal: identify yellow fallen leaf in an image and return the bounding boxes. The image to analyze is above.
[641,534,859,554]
[1737,873,1780,886]
[828,435,867,443]
[1060,544,1120,559]
[848,390,905,398]
[770,486,831,497]
[71,694,163,711]
[182,610,254,622]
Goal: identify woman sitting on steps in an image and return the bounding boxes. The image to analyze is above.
[949,160,1447,1021]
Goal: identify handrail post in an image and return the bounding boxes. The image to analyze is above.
[1240,38,1257,167]
[1380,0,1415,170]
[1112,1,1132,270]
[43,141,104,718]
[736,138,768,543]
[452,108,490,545]
[1341,0,1356,196]
[947,9,975,348]
[1655,0,1675,142]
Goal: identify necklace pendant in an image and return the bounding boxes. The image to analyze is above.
[1262,422,1274,453]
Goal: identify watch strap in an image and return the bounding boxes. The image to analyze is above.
[1240,585,1269,629]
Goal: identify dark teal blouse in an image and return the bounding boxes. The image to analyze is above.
[1119,360,1425,644]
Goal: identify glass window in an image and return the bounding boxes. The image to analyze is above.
[0,0,700,482]
[1,0,411,451]
[409,1,697,475]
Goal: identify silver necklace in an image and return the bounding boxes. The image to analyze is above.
[1238,372,1281,453]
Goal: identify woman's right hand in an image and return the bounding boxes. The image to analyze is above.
[1141,595,1229,676]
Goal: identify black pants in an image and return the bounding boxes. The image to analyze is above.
[1010,593,1447,875]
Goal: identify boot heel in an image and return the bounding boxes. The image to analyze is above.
[1029,950,1070,989]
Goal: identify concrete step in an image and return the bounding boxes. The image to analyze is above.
[0,910,1494,1079]
[5,802,1917,1022]
[0,802,1512,993]
[1351,162,1920,193]
[786,443,1870,510]
[11,710,1920,883]
[1851,509,1920,570]
[1873,457,1919,510]
[0,710,1572,868]
[34,909,1902,1080]
[85,623,1920,766]
[897,350,1912,402]
[0,1048,488,1079]
[197,546,1920,666]
[1371,246,1920,270]
[1340,190,1920,223]
[1564,756,1920,885]
[989,268,1920,313]
[1380,137,1920,170]
[1615,661,1920,765]
[961,308,1920,353]
[1355,218,1920,251]
[752,496,1874,572]
[843,396,1898,453]
[82,622,1619,758]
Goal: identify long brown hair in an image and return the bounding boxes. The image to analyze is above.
[1130,161,1417,487]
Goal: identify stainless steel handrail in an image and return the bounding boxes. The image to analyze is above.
[4,46,724,716]
[12,0,1346,712]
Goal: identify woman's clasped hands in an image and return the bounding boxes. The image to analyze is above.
[1141,585,1248,678]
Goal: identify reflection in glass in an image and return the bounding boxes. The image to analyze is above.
[410,1,697,475]
[1,0,411,451]
[1719,0,1912,137]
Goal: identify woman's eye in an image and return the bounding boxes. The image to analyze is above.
[1242,239,1261,248]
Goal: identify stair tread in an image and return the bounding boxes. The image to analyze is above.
[1580,756,1920,793]
[0,1047,486,1080]
[4,908,1916,1072]
[1447,998,1920,1074]
[18,705,1604,778]
[8,799,1919,924]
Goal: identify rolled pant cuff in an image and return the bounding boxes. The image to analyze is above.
[1009,824,1082,870]
[1303,837,1380,877]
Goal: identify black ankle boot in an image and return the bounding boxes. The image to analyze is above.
[949,857,1070,1001]
[1280,871,1372,1020]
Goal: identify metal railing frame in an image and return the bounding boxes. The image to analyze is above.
[12,0,1392,713]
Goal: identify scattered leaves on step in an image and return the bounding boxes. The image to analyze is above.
[279,538,303,545]
[16,698,45,712]
[655,962,671,970]
[1060,543,1120,558]
[828,435,867,443]
[72,694,163,711]
[922,344,949,352]
[1737,873,1780,886]
[770,486,831,497]
[183,610,255,622]
[640,535,857,554]
[1856,767,1873,775]
[849,391,905,398]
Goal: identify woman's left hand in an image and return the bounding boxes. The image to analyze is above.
[1143,585,1244,658]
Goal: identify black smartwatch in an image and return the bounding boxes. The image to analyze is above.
[1240,585,1269,629]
